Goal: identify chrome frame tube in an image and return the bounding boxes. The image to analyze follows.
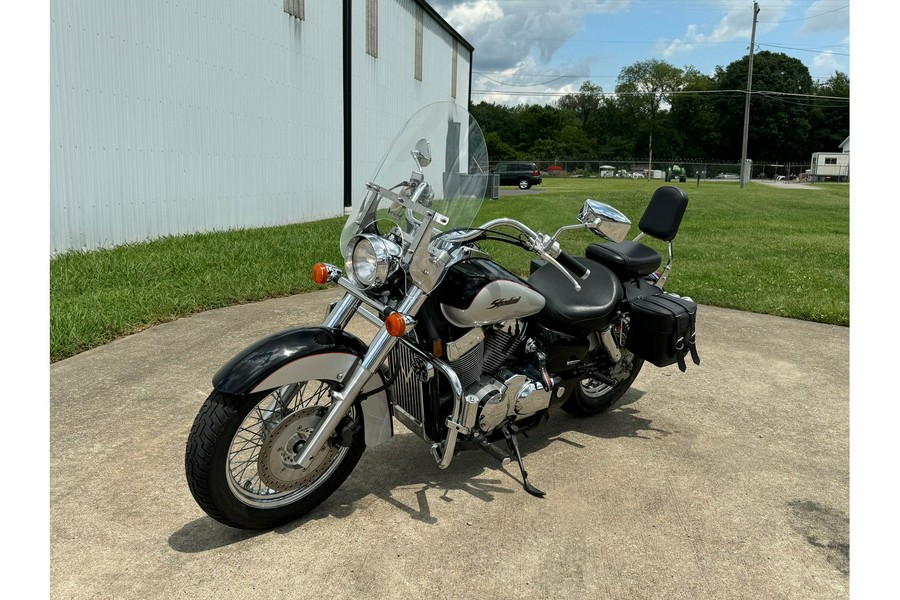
[336,277,391,315]
[432,394,479,469]
[599,327,622,363]
[355,305,384,328]
[397,341,469,469]
[656,241,674,288]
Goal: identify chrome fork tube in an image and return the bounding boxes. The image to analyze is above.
[292,287,427,469]
[324,292,361,329]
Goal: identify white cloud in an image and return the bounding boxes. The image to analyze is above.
[430,1,849,105]
[662,1,792,59]
[812,50,841,73]
[800,0,851,34]
[433,0,632,72]
[430,0,632,104]
[469,55,600,106]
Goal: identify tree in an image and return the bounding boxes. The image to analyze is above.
[557,81,604,129]
[615,59,684,123]
[529,138,563,161]
[668,67,721,159]
[556,125,594,158]
[714,51,815,161]
[509,103,566,154]
[484,131,519,161]
[808,71,850,152]
[590,96,636,159]
[470,101,518,148]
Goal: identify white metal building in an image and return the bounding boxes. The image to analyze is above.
[50,0,472,254]
[839,136,849,153]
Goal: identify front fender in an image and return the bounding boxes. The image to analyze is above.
[213,326,366,394]
[212,326,393,447]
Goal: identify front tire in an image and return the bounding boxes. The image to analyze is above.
[185,381,365,529]
[561,353,644,416]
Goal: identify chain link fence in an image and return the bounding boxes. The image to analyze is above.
[491,160,847,182]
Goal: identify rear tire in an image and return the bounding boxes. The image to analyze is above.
[518,178,532,189]
[185,382,365,530]
[561,353,644,416]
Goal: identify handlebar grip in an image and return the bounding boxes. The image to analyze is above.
[556,252,590,279]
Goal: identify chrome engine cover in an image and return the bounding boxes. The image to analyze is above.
[473,368,553,433]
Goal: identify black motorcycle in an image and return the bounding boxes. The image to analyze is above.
[185,102,699,529]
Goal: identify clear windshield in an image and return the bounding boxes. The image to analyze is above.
[340,102,489,259]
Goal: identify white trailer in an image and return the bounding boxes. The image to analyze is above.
[810,152,850,182]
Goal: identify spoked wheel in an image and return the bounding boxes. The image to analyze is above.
[561,352,644,416]
[185,380,365,530]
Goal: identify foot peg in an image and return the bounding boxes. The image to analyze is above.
[501,424,545,497]
[477,437,511,466]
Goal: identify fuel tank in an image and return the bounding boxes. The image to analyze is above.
[438,259,545,328]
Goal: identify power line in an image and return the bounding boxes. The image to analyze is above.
[758,5,849,23]
[470,88,849,102]
[759,43,849,56]
[473,72,846,85]
[478,74,576,87]
[477,37,749,44]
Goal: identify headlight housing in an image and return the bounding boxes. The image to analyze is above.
[344,234,401,289]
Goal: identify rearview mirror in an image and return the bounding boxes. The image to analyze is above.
[578,199,632,243]
[412,139,432,169]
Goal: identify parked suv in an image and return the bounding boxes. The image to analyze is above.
[491,161,543,189]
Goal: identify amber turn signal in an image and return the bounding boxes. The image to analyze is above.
[385,312,407,337]
[312,263,330,285]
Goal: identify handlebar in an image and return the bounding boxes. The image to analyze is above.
[555,251,590,280]
[442,218,590,290]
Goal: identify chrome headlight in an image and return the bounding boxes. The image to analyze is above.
[344,234,401,288]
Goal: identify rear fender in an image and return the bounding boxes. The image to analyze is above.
[212,326,392,447]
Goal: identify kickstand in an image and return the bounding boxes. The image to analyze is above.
[501,424,545,498]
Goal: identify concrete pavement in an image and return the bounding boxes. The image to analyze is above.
[50,289,849,599]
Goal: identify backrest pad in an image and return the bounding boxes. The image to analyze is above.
[638,186,689,242]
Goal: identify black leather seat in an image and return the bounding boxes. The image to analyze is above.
[527,257,622,331]
[586,240,660,278]
[586,186,688,280]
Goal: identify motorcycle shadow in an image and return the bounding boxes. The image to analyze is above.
[171,387,661,550]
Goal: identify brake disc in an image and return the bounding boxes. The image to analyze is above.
[257,406,340,492]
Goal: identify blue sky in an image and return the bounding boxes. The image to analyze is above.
[430,0,851,105]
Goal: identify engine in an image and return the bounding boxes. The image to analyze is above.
[446,320,553,434]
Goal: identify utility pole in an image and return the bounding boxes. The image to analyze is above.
[740,2,760,189]
[648,132,652,181]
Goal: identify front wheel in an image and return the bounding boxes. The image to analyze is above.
[185,381,365,529]
[561,352,644,416]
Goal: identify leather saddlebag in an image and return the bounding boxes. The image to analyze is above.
[626,293,700,371]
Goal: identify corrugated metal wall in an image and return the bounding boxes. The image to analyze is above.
[349,0,471,206]
[50,0,471,254]
[50,1,344,253]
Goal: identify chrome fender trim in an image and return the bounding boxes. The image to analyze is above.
[253,352,393,448]
[212,327,393,447]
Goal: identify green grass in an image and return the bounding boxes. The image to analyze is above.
[50,178,848,362]
[50,218,346,361]
[480,178,849,326]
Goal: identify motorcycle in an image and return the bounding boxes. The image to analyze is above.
[185,102,700,530]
